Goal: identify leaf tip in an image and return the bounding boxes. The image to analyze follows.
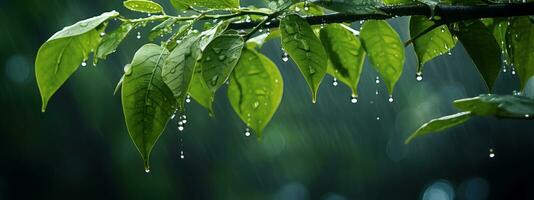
[404,135,415,144]
[144,160,150,173]
[41,98,49,113]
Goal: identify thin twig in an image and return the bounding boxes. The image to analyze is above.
[229,2,534,30]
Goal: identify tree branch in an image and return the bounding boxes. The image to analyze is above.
[229,3,534,30]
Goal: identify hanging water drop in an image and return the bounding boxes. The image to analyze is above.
[281,52,289,62]
[180,150,185,159]
[178,121,184,131]
[388,95,394,103]
[525,114,530,118]
[332,78,338,86]
[376,116,380,121]
[350,95,358,104]
[489,148,495,158]
[171,113,176,119]
[186,95,191,103]
[245,128,251,137]
[81,61,87,67]
[100,32,106,37]
[511,67,516,75]
[375,76,380,84]
[137,32,141,39]
[245,16,251,23]
[304,1,310,11]
[145,168,150,173]
[416,72,423,81]
[375,90,379,95]
[180,114,187,124]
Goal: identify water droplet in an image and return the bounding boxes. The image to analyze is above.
[375,76,380,84]
[332,78,338,86]
[100,32,106,37]
[295,6,301,12]
[171,114,176,119]
[388,95,394,103]
[376,116,380,120]
[245,16,251,23]
[145,169,150,173]
[178,125,184,132]
[245,128,251,137]
[304,1,310,11]
[375,90,379,95]
[489,148,495,158]
[350,95,358,104]
[186,95,191,103]
[525,114,530,118]
[81,61,87,67]
[511,68,516,75]
[281,48,289,62]
[137,32,141,39]
[180,151,185,159]
[416,72,423,81]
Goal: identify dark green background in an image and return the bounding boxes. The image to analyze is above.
[1,0,534,199]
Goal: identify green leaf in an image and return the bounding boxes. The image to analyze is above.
[320,24,365,96]
[310,0,385,15]
[162,32,202,112]
[360,20,405,94]
[455,20,501,90]
[409,16,456,73]
[36,11,119,112]
[170,0,188,11]
[227,48,283,137]
[280,14,327,102]
[96,23,135,62]
[123,0,164,14]
[510,16,534,90]
[188,71,215,115]
[199,20,231,50]
[174,0,239,9]
[121,44,176,172]
[149,18,178,42]
[289,1,324,16]
[405,112,472,144]
[454,94,534,118]
[490,18,512,65]
[246,33,270,49]
[165,20,197,50]
[200,35,244,94]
